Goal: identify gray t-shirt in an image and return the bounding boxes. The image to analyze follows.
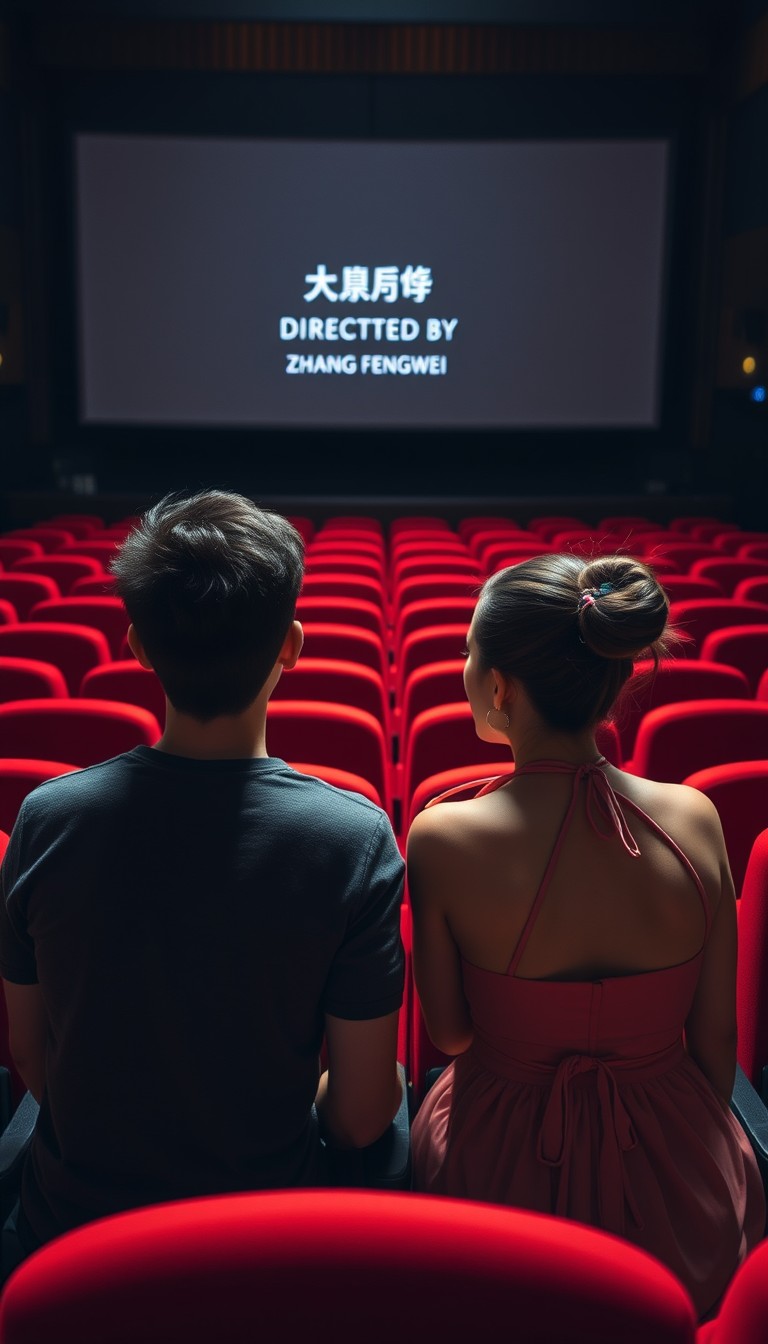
[0,748,404,1246]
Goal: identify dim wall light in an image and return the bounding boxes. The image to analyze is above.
[743,355,757,374]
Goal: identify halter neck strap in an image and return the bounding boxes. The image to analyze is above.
[507,758,642,976]
[422,757,711,971]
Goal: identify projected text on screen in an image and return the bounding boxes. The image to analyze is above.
[76,136,669,428]
[280,264,458,377]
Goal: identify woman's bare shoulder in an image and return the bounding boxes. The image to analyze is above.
[407,787,517,856]
[609,768,728,856]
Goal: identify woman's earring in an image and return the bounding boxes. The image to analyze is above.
[486,706,511,732]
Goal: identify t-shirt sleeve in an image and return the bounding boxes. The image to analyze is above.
[0,808,39,985]
[323,811,405,1020]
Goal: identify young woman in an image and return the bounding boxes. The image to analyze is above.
[408,552,764,1320]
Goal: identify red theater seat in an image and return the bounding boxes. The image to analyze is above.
[392,597,477,655]
[11,555,105,594]
[736,828,768,1098]
[308,537,384,564]
[699,626,768,695]
[272,658,389,735]
[0,541,44,567]
[0,700,161,767]
[0,1190,697,1344]
[0,574,60,619]
[682,761,768,896]
[660,576,723,602]
[69,574,119,596]
[668,600,768,657]
[265,701,392,820]
[390,535,468,559]
[644,542,719,569]
[734,577,768,606]
[296,596,388,647]
[613,659,751,762]
[299,623,388,681]
[398,660,466,744]
[738,542,768,563]
[7,527,75,551]
[690,558,768,595]
[56,540,120,566]
[391,555,481,589]
[304,552,386,584]
[698,1237,768,1344]
[0,657,68,702]
[79,661,166,725]
[0,624,110,695]
[0,602,17,627]
[712,530,768,554]
[300,572,387,608]
[481,541,554,572]
[394,624,469,707]
[28,597,131,660]
[627,700,768,783]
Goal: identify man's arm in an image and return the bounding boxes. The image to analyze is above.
[3,982,47,1103]
[315,1011,402,1149]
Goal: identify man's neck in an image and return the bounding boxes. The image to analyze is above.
[154,702,269,760]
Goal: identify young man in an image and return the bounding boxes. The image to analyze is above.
[0,490,404,1264]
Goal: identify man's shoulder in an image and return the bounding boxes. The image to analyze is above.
[275,766,390,834]
[16,753,137,824]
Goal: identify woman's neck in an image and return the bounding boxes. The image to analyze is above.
[508,726,601,772]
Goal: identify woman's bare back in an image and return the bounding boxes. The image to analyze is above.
[423,763,724,982]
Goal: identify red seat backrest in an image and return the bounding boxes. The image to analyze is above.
[0,1190,696,1343]
[630,700,768,783]
[28,597,130,660]
[11,556,104,595]
[265,700,392,819]
[682,762,768,896]
[0,574,60,619]
[79,661,166,726]
[0,699,161,766]
[0,623,110,695]
[736,828,768,1094]
[668,600,768,657]
[0,656,68,702]
[613,659,751,760]
[272,658,389,733]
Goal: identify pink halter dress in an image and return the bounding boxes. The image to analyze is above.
[410,759,765,1319]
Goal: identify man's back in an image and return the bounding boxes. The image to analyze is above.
[0,748,404,1246]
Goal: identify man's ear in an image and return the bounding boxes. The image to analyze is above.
[278,620,303,671]
[127,624,154,671]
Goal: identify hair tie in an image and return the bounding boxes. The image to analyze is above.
[579,582,614,611]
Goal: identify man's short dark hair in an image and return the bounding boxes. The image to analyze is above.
[111,490,304,721]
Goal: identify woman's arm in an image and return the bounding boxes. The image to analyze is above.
[684,795,738,1108]
[407,812,473,1056]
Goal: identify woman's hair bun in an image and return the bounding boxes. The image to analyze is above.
[576,555,669,660]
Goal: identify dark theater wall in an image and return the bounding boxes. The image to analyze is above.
[0,5,753,514]
[712,1,768,527]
